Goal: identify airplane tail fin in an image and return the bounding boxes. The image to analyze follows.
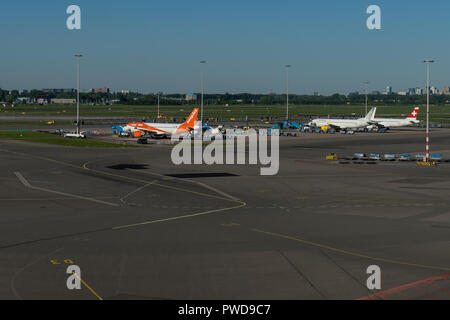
[365,107,377,121]
[176,108,199,133]
[407,107,419,119]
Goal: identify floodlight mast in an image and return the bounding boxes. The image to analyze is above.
[285,65,291,122]
[200,60,206,122]
[423,59,434,162]
[75,53,83,135]
[364,81,369,115]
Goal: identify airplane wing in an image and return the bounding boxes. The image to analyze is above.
[326,123,343,130]
[367,121,386,128]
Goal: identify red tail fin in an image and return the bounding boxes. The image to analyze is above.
[407,107,419,119]
[176,108,199,133]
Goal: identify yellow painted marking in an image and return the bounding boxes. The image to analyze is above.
[113,204,245,230]
[50,259,75,265]
[221,223,241,227]
[72,272,103,301]
[1,149,83,170]
[0,197,118,202]
[253,229,450,272]
[417,161,437,167]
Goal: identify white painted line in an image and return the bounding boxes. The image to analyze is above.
[130,169,241,202]
[14,172,31,187]
[14,172,119,207]
[120,180,157,204]
[186,179,240,202]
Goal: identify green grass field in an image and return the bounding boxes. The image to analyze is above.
[2,104,450,120]
[0,131,135,148]
[0,121,72,126]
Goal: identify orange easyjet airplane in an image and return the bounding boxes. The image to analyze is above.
[124,108,199,137]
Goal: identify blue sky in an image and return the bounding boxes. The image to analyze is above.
[0,0,449,94]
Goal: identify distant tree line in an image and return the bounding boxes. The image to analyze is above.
[2,88,450,106]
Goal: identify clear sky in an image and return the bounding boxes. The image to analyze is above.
[0,0,449,95]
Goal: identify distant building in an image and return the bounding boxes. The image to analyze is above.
[121,90,130,95]
[385,86,393,95]
[36,98,49,105]
[397,92,407,96]
[51,98,76,104]
[92,88,110,94]
[415,88,423,95]
[185,93,198,101]
[16,97,31,104]
[43,89,76,94]
[407,88,416,95]
[430,86,439,95]
[444,86,450,95]
[371,91,381,95]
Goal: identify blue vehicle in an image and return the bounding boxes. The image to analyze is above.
[353,153,366,159]
[399,154,411,161]
[415,154,426,161]
[431,154,443,161]
[112,125,132,137]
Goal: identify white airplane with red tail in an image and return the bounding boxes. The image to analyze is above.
[123,108,199,138]
[369,107,420,129]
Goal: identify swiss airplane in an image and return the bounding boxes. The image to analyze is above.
[369,107,420,129]
[124,108,199,137]
[308,107,377,130]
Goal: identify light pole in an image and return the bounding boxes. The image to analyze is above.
[423,59,434,162]
[200,60,206,122]
[364,81,369,114]
[157,92,160,119]
[285,65,291,122]
[75,53,83,135]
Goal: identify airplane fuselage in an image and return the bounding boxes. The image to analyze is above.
[371,118,420,128]
[310,119,369,129]
[124,108,200,137]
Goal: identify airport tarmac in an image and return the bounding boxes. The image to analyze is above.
[0,128,450,300]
